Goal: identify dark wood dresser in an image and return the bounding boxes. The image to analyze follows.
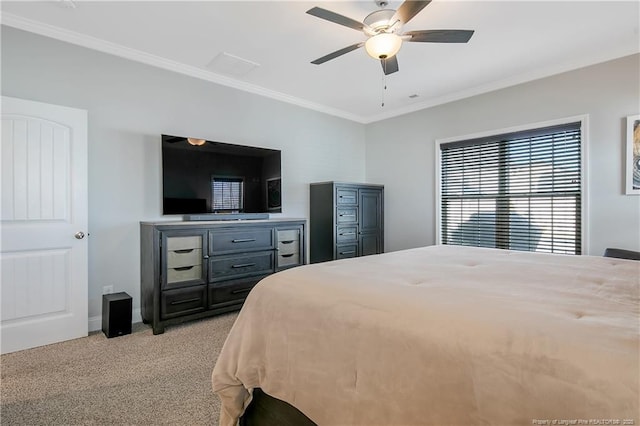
[140,219,306,334]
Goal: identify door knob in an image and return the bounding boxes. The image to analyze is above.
[75,232,85,240]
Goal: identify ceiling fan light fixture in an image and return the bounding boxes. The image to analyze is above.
[187,138,206,146]
[365,32,402,59]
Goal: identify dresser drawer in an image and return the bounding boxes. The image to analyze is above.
[167,264,202,284]
[210,228,273,254]
[167,248,202,268]
[336,226,358,243]
[336,244,358,259]
[209,251,274,282]
[278,239,299,254]
[167,235,202,251]
[161,286,206,319]
[277,252,301,268]
[336,188,357,205]
[336,207,358,224]
[277,228,300,253]
[277,229,300,243]
[209,276,264,307]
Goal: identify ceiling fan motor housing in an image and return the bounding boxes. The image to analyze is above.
[364,9,401,35]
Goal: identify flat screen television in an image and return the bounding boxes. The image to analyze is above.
[161,135,282,216]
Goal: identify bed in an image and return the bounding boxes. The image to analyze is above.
[212,245,639,426]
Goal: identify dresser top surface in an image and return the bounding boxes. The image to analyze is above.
[310,181,384,188]
[141,218,306,227]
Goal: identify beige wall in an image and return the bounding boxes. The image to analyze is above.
[365,54,640,256]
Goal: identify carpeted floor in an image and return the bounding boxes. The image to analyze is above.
[0,312,238,425]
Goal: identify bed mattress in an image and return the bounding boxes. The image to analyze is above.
[212,245,639,425]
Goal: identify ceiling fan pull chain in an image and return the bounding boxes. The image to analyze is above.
[381,63,387,107]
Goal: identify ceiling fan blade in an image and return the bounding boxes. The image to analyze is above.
[381,56,399,75]
[311,42,365,65]
[393,0,431,24]
[306,7,364,31]
[405,30,474,43]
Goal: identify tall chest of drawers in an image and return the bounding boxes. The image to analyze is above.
[310,182,384,264]
[140,219,306,334]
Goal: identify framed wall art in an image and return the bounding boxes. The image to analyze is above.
[626,114,640,195]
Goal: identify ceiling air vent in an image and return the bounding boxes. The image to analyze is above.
[206,52,260,77]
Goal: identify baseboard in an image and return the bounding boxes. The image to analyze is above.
[89,308,142,333]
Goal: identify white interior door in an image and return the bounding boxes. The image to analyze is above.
[1,96,88,354]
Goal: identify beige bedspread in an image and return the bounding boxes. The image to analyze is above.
[212,245,639,425]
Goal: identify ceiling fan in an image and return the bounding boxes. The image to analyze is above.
[307,0,474,75]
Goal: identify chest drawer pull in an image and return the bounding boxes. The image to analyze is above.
[339,232,356,236]
[173,266,194,271]
[281,253,295,258]
[280,240,295,244]
[174,249,194,254]
[232,238,256,243]
[231,288,252,295]
[232,262,257,269]
[340,250,356,255]
[170,297,201,305]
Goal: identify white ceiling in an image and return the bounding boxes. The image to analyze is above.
[2,1,639,123]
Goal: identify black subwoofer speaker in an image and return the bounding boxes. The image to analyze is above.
[102,292,132,338]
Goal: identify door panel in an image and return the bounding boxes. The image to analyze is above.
[1,96,88,354]
[359,190,382,234]
[1,250,68,321]
[359,234,380,257]
[358,189,384,256]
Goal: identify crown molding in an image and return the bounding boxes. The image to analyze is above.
[0,12,368,124]
[363,45,640,124]
[2,12,638,126]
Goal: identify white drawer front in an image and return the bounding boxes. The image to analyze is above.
[167,248,202,268]
[277,229,299,255]
[167,264,202,284]
[277,229,299,242]
[278,240,299,255]
[277,252,300,268]
[167,236,202,251]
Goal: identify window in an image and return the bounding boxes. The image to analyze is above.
[211,177,243,212]
[438,121,583,254]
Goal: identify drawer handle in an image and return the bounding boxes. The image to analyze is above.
[173,266,194,271]
[281,253,295,258]
[232,263,256,269]
[340,250,355,255]
[280,240,295,244]
[174,249,194,254]
[340,232,356,236]
[232,238,256,243]
[231,288,252,295]
[339,214,355,217]
[170,297,200,305]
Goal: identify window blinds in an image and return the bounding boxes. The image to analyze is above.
[440,122,582,254]
[212,178,244,212]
